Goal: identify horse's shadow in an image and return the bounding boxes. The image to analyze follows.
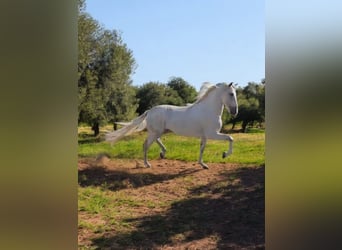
[90,165,265,249]
[78,164,200,191]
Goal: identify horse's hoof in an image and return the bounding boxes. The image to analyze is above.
[160,152,165,159]
[200,163,209,169]
[223,152,231,158]
[144,162,152,168]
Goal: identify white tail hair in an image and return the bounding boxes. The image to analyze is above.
[105,111,149,144]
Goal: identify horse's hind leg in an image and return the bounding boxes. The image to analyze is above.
[156,138,166,159]
[143,133,158,168]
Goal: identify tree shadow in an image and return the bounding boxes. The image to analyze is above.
[91,165,265,249]
[78,165,200,192]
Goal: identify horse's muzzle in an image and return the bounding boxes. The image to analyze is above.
[230,106,238,116]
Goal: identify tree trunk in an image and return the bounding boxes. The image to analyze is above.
[242,120,248,133]
[91,122,100,137]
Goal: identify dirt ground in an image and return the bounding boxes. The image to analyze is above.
[78,157,265,249]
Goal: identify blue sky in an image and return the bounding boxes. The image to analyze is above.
[85,0,264,90]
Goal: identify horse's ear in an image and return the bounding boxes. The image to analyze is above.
[228,82,233,87]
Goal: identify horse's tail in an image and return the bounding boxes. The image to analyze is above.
[105,111,149,144]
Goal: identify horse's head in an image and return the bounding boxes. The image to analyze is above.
[217,82,238,116]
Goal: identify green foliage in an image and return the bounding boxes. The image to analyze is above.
[78,0,86,13]
[221,109,232,127]
[167,77,197,104]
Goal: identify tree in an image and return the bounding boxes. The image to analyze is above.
[78,4,104,135]
[78,3,101,118]
[78,1,137,135]
[167,77,197,104]
[231,97,262,132]
[98,30,138,130]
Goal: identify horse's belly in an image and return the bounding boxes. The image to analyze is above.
[170,126,201,137]
[166,112,202,137]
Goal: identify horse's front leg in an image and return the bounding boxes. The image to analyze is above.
[143,133,158,168]
[198,137,209,169]
[207,133,234,158]
[222,135,233,158]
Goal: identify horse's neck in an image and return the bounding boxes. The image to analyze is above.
[196,90,223,116]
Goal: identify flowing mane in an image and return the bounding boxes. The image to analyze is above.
[193,82,217,104]
[193,82,228,104]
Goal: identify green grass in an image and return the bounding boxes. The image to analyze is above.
[78,126,265,165]
[78,187,110,214]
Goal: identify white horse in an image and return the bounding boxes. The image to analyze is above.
[105,82,238,169]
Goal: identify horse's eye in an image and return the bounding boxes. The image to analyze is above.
[229,93,234,97]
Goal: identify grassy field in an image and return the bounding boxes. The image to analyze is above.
[78,125,265,249]
[78,125,265,165]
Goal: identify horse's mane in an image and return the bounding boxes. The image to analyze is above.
[193,82,228,105]
[193,82,217,104]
